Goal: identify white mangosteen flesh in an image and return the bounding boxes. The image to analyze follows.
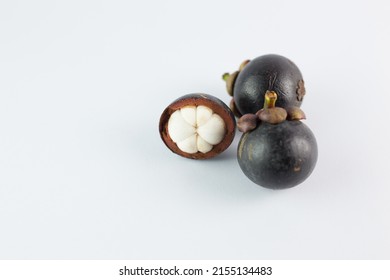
[167,105,226,154]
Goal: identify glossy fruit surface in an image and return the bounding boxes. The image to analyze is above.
[237,120,317,189]
[234,54,305,114]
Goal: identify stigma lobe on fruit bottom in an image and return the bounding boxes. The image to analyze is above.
[167,105,226,154]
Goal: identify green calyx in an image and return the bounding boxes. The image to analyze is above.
[222,72,230,82]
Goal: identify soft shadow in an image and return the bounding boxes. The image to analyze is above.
[208,145,237,162]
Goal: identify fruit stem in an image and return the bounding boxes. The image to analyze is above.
[222,72,230,81]
[264,91,278,109]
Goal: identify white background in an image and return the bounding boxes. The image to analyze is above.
[0,0,389,259]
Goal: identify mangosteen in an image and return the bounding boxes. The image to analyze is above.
[223,54,305,116]
[159,93,236,159]
[237,91,317,189]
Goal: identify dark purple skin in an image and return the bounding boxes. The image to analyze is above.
[234,54,305,115]
[237,121,317,189]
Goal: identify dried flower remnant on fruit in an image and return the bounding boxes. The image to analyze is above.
[167,105,226,154]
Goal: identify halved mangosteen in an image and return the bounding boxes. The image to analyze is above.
[159,94,236,159]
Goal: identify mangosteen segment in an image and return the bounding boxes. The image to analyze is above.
[167,108,197,143]
[167,105,226,154]
[197,112,226,145]
[159,94,236,160]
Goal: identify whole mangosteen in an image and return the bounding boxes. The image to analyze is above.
[223,54,305,116]
[237,91,317,189]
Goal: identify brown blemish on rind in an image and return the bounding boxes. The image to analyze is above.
[248,143,253,161]
[296,80,306,101]
[159,93,236,160]
[294,158,303,172]
[238,133,249,159]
